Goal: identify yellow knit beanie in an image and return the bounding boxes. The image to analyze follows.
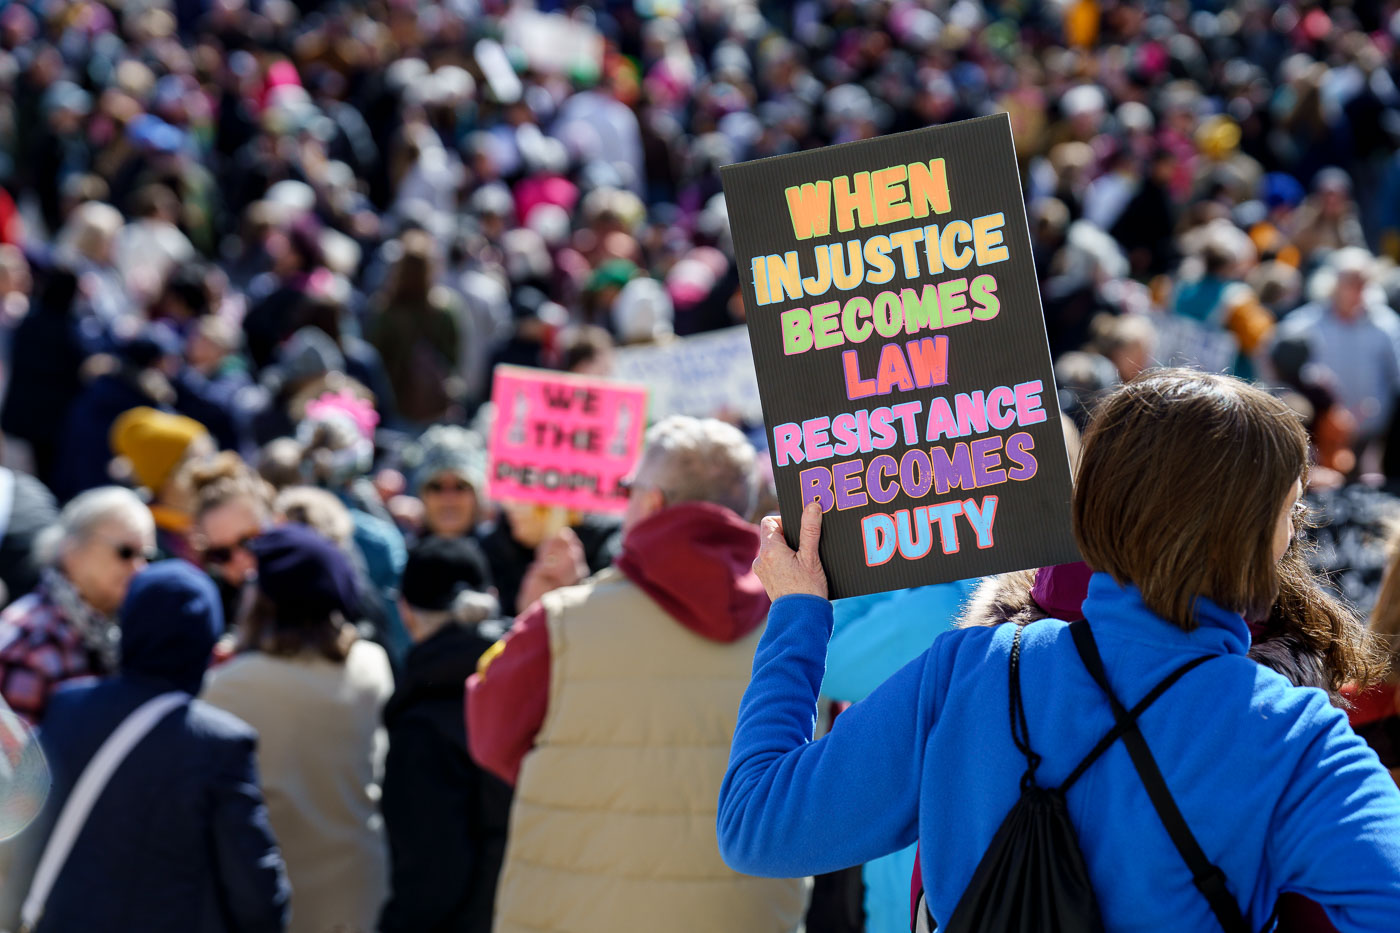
[110,407,209,492]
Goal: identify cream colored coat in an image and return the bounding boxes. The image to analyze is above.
[203,639,394,933]
[493,568,807,933]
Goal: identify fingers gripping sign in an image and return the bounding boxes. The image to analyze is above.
[754,501,828,602]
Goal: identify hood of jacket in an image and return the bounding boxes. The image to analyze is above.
[614,501,768,643]
[959,568,1044,628]
[119,560,223,695]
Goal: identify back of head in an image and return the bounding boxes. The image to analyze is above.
[274,485,355,548]
[250,523,359,625]
[119,561,223,694]
[635,416,757,520]
[401,535,497,622]
[245,523,360,660]
[385,230,435,307]
[256,438,305,492]
[1074,369,1307,628]
[61,201,122,262]
[276,326,346,388]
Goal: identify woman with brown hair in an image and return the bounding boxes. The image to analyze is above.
[720,369,1400,931]
[933,547,1389,932]
[202,524,393,933]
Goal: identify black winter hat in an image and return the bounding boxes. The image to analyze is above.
[401,536,493,612]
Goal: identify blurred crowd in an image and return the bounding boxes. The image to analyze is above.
[0,0,1397,931]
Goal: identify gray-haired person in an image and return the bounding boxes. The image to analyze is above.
[0,487,155,724]
[467,416,807,933]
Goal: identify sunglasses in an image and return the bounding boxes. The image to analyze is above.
[203,535,257,566]
[424,479,473,495]
[100,537,157,563]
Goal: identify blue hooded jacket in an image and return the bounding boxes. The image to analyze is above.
[719,573,1400,932]
[3,561,290,933]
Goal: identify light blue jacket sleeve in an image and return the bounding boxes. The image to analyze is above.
[822,581,975,703]
[717,594,943,879]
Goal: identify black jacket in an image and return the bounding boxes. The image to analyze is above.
[379,620,512,933]
[477,517,621,617]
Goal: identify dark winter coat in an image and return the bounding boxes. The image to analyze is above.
[0,561,290,933]
[477,517,621,617]
[0,273,101,484]
[379,610,511,933]
[51,369,164,501]
[0,469,57,606]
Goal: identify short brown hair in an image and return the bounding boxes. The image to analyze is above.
[1074,369,1307,629]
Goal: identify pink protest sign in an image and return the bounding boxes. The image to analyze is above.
[487,365,648,513]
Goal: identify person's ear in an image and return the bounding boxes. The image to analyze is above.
[642,486,667,519]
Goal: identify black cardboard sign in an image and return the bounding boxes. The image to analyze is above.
[721,113,1078,599]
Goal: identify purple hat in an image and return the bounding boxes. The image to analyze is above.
[250,524,360,621]
[1030,562,1093,622]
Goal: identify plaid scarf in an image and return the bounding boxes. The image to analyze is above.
[39,567,120,671]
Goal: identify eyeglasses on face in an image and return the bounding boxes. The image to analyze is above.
[424,479,473,495]
[202,534,258,566]
[97,536,157,563]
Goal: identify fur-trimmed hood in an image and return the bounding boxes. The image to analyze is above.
[957,569,1046,629]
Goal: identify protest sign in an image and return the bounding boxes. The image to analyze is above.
[722,113,1078,599]
[611,327,763,424]
[486,366,648,514]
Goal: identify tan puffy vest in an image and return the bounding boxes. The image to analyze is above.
[492,567,808,933]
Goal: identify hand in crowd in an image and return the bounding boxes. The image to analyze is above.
[517,527,589,610]
[753,502,827,603]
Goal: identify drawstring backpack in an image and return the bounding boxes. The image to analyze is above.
[925,620,1251,933]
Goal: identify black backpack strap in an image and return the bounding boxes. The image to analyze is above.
[1068,620,1251,933]
[1057,652,1213,794]
[1007,624,1042,792]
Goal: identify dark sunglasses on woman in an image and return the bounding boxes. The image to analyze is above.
[203,535,258,566]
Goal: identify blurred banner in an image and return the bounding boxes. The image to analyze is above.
[611,327,763,425]
[1150,313,1238,375]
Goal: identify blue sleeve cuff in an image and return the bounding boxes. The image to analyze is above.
[770,593,835,636]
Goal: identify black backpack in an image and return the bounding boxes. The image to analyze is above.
[925,620,1252,933]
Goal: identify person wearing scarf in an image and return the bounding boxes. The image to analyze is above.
[0,487,154,724]
[110,405,213,563]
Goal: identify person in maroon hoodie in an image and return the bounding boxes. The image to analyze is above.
[465,416,808,933]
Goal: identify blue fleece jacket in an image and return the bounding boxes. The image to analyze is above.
[718,573,1400,932]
